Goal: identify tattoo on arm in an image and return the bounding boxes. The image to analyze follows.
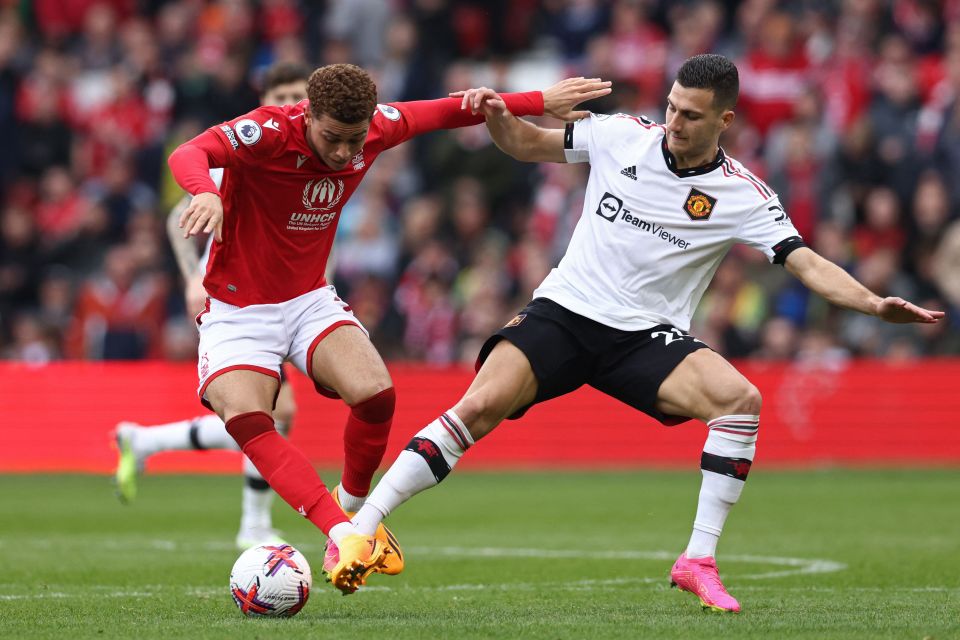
[166,197,202,280]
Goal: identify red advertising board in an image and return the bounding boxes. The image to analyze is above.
[1,360,957,472]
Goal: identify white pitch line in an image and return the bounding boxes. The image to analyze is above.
[402,546,848,579]
[141,539,846,576]
[2,544,852,601]
[141,540,846,578]
[0,590,155,601]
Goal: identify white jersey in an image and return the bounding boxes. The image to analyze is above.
[533,113,803,332]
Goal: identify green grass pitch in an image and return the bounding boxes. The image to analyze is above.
[1,470,958,639]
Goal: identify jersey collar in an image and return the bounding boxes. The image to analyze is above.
[660,136,725,178]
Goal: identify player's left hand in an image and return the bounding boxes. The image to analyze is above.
[541,77,612,121]
[875,297,945,324]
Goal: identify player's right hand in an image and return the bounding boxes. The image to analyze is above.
[179,192,223,241]
[185,274,208,317]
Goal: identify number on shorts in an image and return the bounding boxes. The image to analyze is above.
[651,328,703,346]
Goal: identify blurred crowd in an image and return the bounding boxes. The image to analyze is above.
[2,0,960,366]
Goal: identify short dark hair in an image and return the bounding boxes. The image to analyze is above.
[307,64,378,124]
[676,54,739,111]
[262,61,310,93]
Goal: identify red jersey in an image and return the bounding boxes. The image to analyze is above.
[169,95,543,306]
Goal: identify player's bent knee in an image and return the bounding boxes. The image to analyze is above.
[701,373,762,417]
[743,383,763,415]
[719,381,762,415]
[337,370,393,406]
[349,386,396,423]
[205,371,278,420]
[224,411,276,448]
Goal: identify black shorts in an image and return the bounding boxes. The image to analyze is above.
[476,298,711,425]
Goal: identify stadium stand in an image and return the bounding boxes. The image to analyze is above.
[1,0,958,365]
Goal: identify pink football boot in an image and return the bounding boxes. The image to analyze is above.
[670,553,741,613]
[322,538,340,574]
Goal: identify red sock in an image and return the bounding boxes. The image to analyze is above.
[341,387,395,497]
[226,411,347,534]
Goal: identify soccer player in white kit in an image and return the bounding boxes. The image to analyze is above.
[340,54,945,611]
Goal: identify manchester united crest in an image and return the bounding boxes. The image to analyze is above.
[684,187,717,221]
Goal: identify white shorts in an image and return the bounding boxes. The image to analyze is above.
[195,285,366,409]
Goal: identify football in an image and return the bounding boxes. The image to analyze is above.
[229,543,312,617]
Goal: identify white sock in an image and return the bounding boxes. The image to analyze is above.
[239,455,274,531]
[191,414,239,450]
[687,414,759,559]
[353,410,473,535]
[133,414,238,456]
[239,483,274,531]
[688,471,744,557]
[337,484,366,513]
[328,521,356,545]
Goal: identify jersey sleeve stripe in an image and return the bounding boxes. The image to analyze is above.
[614,114,663,130]
[727,160,772,197]
[564,122,574,149]
[722,160,771,199]
[738,166,773,198]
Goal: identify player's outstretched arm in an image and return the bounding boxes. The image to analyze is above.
[454,77,611,122]
[464,88,565,163]
[785,247,945,323]
[450,78,611,163]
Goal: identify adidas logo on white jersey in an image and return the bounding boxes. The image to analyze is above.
[620,165,637,180]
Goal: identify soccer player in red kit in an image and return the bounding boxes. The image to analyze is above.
[167,63,611,594]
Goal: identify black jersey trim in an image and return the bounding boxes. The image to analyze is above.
[725,160,773,198]
[660,136,725,177]
[564,122,574,149]
[772,236,806,266]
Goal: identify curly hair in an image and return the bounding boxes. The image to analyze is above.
[307,64,378,124]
